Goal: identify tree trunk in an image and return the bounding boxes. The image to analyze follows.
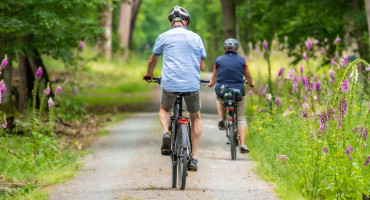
[365,0,370,57]
[18,54,30,110]
[99,1,113,59]
[220,0,236,39]
[118,0,141,60]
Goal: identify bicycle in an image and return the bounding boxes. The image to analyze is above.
[218,85,242,160]
[144,77,209,190]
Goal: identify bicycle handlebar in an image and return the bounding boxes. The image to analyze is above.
[144,76,210,84]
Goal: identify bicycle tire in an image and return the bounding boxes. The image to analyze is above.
[178,149,187,190]
[229,123,237,160]
[171,156,177,188]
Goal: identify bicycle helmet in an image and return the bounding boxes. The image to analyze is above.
[224,38,239,52]
[168,6,191,25]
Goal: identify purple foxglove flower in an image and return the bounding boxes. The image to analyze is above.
[329,69,335,80]
[341,53,348,66]
[315,80,321,91]
[248,90,253,96]
[55,85,63,98]
[36,67,43,79]
[258,85,263,95]
[48,97,54,107]
[73,87,78,96]
[263,40,268,50]
[342,98,347,115]
[278,155,288,162]
[364,128,368,140]
[275,97,281,107]
[0,80,7,104]
[302,110,307,118]
[331,59,337,67]
[302,95,307,102]
[345,145,353,160]
[341,79,349,93]
[264,85,269,94]
[79,41,84,50]
[319,113,325,130]
[334,52,338,60]
[90,81,94,88]
[300,65,304,75]
[305,39,312,50]
[337,113,342,128]
[44,86,50,96]
[2,121,7,129]
[323,147,328,154]
[51,77,56,83]
[334,37,341,44]
[1,57,8,68]
[287,68,294,79]
[293,75,299,93]
[324,38,328,43]
[325,108,330,121]
[303,52,308,60]
[365,156,370,167]
[366,67,370,71]
[277,68,285,77]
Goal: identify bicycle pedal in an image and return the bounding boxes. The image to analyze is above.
[161,149,171,156]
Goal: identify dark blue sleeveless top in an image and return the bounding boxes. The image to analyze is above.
[215,52,246,96]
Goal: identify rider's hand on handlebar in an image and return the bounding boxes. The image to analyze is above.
[249,81,255,88]
[142,73,154,82]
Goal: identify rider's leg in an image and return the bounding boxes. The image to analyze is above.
[216,100,225,120]
[238,125,246,145]
[158,105,171,133]
[237,97,247,145]
[190,111,202,158]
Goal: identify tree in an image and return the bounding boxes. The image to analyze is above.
[0,0,106,110]
[220,0,236,39]
[98,1,114,59]
[118,0,142,60]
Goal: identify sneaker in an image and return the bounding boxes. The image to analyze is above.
[218,120,226,130]
[188,158,198,172]
[161,132,171,156]
[240,144,250,153]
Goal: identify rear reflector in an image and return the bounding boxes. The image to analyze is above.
[178,118,189,124]
[226,107,234,111]
[228,117,233,122]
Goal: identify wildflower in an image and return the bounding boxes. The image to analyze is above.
[36,67,43,79]
[330,59,337,67]
[300,65,303,75]
[341,79,349,92]
[341,52,348,66]
[0,80,6,104]
[329,69,335,81]
[302,95,307,102]
[305,39,312,50]
[301,76,309,92]
[365,156,370,167]
[275,97,281,107]
[266,93,272,102]
[345,145,353,160]
[334,37,341,44]
[302,110,307,118]
[303,52,308,60]
[334,52,339,60]
[323,147,328,154]
[73,87,78,96]
[51,77,56,83]
[79,41,84,50]
[293,75,299,93]
[324,38,328,43]
[364,128,368,140]
[90,81,94,88]
[337,113,342,128]
[279,155,288,162]
[248,90,253,96]
[315,80,321,91]
[325,108,330,121]
[319,113,325,130]
[264,85,269,94]
[287,68,294,79]
[1,56,8,68]
[277,68,285,77]
[313,96,318,101]
[44,86,50,96]
[342,98,348,115]
[283,110,289,116]
[263,40,268,51]
[48,97,54,107]
[258,85,263,95]
[366,67,370,71]
[55,85,62,98]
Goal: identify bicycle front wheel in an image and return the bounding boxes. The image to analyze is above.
[229,123,237,160]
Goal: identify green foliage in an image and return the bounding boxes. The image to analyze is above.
[0,0,107,62]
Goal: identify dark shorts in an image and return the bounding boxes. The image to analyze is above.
[160,89,201,113]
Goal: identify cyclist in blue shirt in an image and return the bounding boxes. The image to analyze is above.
[143,6,206,171]
[207,38,254,153]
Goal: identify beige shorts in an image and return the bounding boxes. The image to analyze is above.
[218,96,246,127]
[161,89,201,113]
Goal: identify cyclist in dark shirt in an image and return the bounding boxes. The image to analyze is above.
[208,38,254,153]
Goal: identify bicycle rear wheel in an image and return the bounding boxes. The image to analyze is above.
[178,149,187,190]
[171,121,177,188]
[229,123,237,160]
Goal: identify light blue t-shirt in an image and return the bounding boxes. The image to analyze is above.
[153,26,206,92]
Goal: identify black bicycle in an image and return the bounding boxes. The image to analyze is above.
[145,77,209,190]
[219,85,242,160]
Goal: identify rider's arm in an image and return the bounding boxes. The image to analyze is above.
[244,62,254,87]
[200,58,205,71]
[207,64,217,87]
[143,54,160,80]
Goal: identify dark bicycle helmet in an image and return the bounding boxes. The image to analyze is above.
[224,38,239,52]
[168,6,191,25]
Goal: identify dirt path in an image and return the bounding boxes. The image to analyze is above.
[51,80,278,200]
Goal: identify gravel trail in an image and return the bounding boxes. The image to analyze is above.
[51,82,278,200]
